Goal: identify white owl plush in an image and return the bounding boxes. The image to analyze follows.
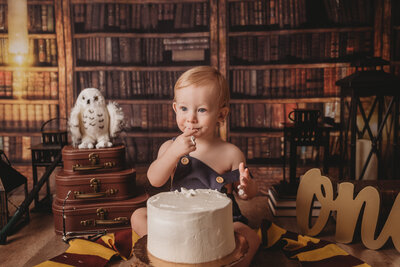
[69,88,125,149]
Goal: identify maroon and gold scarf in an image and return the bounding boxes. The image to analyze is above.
[37,221,370,267]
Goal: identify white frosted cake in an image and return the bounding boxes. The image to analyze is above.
[147,188,236,264]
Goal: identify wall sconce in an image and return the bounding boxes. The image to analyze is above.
[7,0,29,65]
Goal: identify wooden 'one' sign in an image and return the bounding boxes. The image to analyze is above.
[296,168,400,252]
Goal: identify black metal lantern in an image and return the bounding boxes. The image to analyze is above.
[336,58,400,180]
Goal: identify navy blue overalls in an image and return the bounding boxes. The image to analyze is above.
[171,155,249,225]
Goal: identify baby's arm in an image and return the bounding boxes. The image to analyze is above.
[229,145,258,199]
[147,128,197,187]
[237,162,258,199]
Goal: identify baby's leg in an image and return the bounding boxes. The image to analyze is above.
[131,207,148,237]
[233,221,261,267]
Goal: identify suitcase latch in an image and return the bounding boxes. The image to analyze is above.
[72,153,115,171]
[96,208,107,219]
[90,178,100,192]
[88,153,99,165]
[74,178,119,199]
[80,208,128,227]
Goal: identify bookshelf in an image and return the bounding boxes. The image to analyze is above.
[391,0,400,75]
[0,0,396,169]
[62,0,219,164]
[0,0,67,164]
[222,0,376,169]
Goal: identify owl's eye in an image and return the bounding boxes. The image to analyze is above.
[82,96,85,100]
[94,96,99,101]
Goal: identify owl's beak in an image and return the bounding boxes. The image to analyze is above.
[87,99,90,105]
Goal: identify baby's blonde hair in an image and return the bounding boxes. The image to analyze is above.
[174,66,230,108]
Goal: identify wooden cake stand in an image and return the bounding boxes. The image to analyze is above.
[133,232,249,267]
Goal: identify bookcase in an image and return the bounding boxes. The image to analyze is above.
[392,0,400,75]
[0,0,396,170]
[222,0,376,168]
[0,0,67,164]
[62,0,219,164]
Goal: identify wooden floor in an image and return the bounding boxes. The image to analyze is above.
[1,165,399,266]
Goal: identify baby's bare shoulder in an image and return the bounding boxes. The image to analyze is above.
[221,141,245,162]
[221,141,241,153]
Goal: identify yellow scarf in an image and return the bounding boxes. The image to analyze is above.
[37,221,369,267]
[35,228,139,267]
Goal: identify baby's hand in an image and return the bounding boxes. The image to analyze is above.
[170,128,197,158]
[237,162,257,200]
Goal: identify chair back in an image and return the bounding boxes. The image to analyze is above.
[40,118,68,146]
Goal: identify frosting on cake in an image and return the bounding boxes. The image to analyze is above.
[147,188,236,264]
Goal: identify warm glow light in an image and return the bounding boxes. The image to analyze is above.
[13,53,25,65]
[8,0,29,65]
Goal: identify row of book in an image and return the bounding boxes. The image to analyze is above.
[0,134,174,165]
[124,136,170,164]
[393,66,400,77]
[267,185,321,217]
[0,133,339,167]
[127,133,339,166]
[230,67,356,98]
[230,136,283,160]
[163,37,209,51]
[0,104,59,132]
[0,4,54,33]
[231,134,339,166]
[75,37,162,66]
[73,2,209,33]
[229,31,373,64]
[75,37,208,65]
[323,0,373,26]
[0,71,58,100]
[393,30,400,61]
[0,136,42,163]
[76,70,183,99]
[229,102,334,130]
[0,71,10,98]
[120,103,178,131]
[164,37,209,62]
[74,67,353,102]
[0,38,57,66]
[229,103,296,130]
[0,134,168,165]
[0,5,6,33]
[30,38,58,66]
[229,0,306,29]
[394,1,400,26]
[94,101,334,133]
[27,4,55,33]
[294,144,340,165]
[125,135,311,164]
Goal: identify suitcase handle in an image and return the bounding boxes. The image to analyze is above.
[72,161,115,171]
[80,208,129,227]
[96,217,129,226]
[74,189,118,199]
[80,217,129,227]
[72,153,115,171]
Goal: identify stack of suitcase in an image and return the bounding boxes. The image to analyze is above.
[52,144,148,235]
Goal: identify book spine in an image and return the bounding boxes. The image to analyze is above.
[4,71,12,98]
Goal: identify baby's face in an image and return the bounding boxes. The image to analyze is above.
[173,84,221,138]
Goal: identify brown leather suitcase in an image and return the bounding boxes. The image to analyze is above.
[62,145,126,174]
[52,192,148,235]
[54,168,136,204]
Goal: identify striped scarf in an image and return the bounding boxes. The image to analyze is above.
[35,228,139,267]
[36,221,369,267]
[257,220,370,267]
